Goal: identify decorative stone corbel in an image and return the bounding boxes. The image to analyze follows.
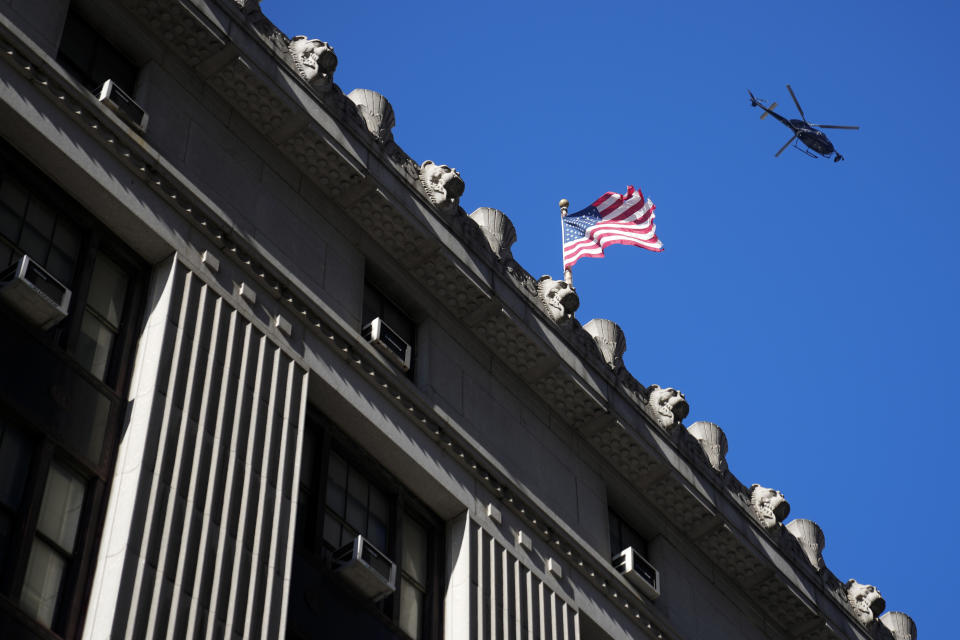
[645,385,689,431]
[347,89,395,143]
[686,421,728,472]
[288,36,338,93]
[749,484,790,529]
[536,275,579,325]
[845,579,886,626]
[880,611,917,640]
[468,207,515,259]
[583,319,626,370]
[419,161,465,213]
[786,518,825,571]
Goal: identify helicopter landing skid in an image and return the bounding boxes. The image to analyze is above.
[793,143,818,159]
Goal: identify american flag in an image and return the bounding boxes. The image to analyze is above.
[562,186,662,269]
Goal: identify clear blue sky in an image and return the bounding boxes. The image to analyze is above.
[269,1,957,635]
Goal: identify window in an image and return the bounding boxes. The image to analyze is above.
[0,144,141,387]
[322,450,391,553]
[609,508,648,559]
[397,516,429,638]
[362,281,416,375]
[289,411,441,640]
[56,6,138,96]
[0,144,144,638]
[0,168,82,288]
[72,254,129,381]
[19,462,87,627]
[0,418,99,637]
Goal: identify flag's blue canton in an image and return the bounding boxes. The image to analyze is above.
[563,206,602,243]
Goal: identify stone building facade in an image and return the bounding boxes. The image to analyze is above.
[0,0,916,639]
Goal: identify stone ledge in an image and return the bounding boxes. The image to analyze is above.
[586,421,667,489]
[696,523,770,586]
[121,0,226,68]
[276,124,366,203]
[751,574,820,632]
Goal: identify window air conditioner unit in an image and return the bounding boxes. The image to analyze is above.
[614,547,660,601]
[361,317,412,372]
[98,79,148,132]
[0,254,71,329]
[332,534,397,602]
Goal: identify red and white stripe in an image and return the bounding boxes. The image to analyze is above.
[563,188,662,268]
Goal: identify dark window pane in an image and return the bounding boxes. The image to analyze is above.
[361,283,380,326]
[609,509,646,558]
[56,13,96,85]
[322,517,341,550]
[401,516,428,587]
[51,220,81,259]
[57,10,137,95]
[367,488,389,551]
[0,175,29,219]
[0,510,11,566]
[339,525,353,548]
[345,467,368,534]
[0,423,30,509]
[299,427,316,493]
[90,43,137,97]
[19,226,49,264]
[381,306,414,346]
[0,212,19,250]
[0,243,12,268]
[325,452,347,515]
[25,198,56,238]
[87,253,127,328]
[45,248,76,287]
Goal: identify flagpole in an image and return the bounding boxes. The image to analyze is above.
[559,198,573,286]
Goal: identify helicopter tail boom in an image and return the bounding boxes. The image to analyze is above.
[748,90,778,119]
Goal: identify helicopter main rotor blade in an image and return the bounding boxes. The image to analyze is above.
[811,124,860,130]
[775,134,797,157]
[786,84,806,121]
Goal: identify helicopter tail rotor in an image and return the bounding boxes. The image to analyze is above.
[748,90,777,118]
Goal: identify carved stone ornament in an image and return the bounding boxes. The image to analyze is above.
[686,421,728,472]
[347,89,395,143]
[845,579,886,626]
[233,0,260,14]
[419,161,465,213]
[646,385,689,430]
[749,484,790,529]
[469,207,515,259]
[536,276,579,324]
[880,611,917,640]
[289,36,338,92]
[786,518,825,571]
[583,319,626,370]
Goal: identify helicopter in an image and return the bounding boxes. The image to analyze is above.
[748,85,859,162]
